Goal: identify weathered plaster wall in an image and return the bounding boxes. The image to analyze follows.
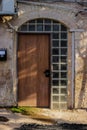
[75,31,87,108]
[0,1,87,108]
[0,23,15,106]
[13,2,87,109]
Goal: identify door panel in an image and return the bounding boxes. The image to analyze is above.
[18,34,50,107]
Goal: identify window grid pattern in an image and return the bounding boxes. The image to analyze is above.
[18,19,68,109]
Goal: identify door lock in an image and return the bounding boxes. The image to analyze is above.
[44,69,50,77]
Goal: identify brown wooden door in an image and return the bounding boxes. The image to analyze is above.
[18,34,50,107]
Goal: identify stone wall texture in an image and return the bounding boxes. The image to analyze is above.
[75,31,87,108]
[0,1,87,108]
[0,24,15,106]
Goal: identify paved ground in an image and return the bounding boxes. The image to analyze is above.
[0,108,87,130]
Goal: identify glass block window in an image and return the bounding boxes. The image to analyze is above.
[18,19,68,109]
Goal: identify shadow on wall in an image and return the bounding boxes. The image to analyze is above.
[77,32,87,108]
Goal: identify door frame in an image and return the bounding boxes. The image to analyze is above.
[15,19,72,109]
[17,31,70,109]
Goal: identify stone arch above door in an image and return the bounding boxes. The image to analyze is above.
[11,3,78,30]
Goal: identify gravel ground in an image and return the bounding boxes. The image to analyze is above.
[14,123,87,130]
[0,108,87,130]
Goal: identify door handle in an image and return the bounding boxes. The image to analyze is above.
[44,69,50,77]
